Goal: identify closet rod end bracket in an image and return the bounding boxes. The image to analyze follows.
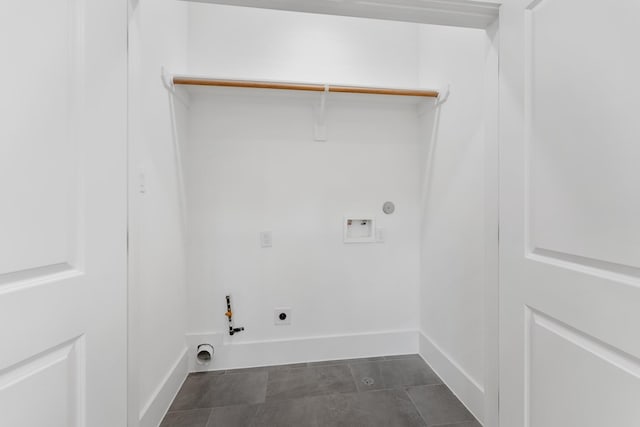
[313,84,330,141]
[161,66,175,93]
[436,83,450,106]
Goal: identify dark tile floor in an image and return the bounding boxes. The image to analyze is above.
[161,354,481,427]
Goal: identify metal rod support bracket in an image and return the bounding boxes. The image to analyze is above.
[314,84,330,141]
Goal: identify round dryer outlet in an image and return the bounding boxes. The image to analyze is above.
[274,308,291,325]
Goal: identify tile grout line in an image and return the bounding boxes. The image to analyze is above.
[430,422,478,427]
[346,363,362,393]
[404,383,479,427]
[204,407,215,427]
[263,367,271,404]
[404,387,430,426]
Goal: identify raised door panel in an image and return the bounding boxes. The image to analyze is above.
[0,339,84,427]
[527,310,640,427]
[0,0,86,368]
[0,0,82,279]
[527,0,640,270]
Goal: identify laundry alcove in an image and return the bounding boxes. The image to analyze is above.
[177,77,435,358]
[128,2,498,426]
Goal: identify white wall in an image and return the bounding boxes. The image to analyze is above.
[483,19,500,427]
[185,91,423,366]
[184,5,426,368]
[187,4,420,87]
[128,1,189,426]
[417,25,489,421]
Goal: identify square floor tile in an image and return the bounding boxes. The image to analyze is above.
[160,409,211,427]
[200,371,268,408]
[349,358,441,392]
[323,389,427,427]
[250,395,327,426]
[250,389,426,427]
[171,371,268,410]
[307,356,385,367]
[407,384,476,426]
[380,359,441,388]
[206,404,259,426]
[170,373,218,411]
[437,421,482,427]
[266,364,357,401]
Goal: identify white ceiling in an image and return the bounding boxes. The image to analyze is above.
[183,0,501,29]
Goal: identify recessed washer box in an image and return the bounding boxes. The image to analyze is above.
[343,216,376,243]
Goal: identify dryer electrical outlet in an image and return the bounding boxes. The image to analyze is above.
[274,308,291,325]
[260,231,273,248]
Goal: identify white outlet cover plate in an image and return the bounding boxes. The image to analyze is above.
[260,231,273,248]
[274,308,291,325]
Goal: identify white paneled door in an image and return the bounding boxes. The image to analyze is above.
[500,1,640,426]
[0,1,127,427]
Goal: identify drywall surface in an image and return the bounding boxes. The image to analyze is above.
[417,24,487,416]
[185,89,423,358]
[184,0,499,29]
[183,4,426,364]
[187,3,420,87]
[128,0,189,425]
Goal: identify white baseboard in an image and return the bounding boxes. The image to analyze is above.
[138,347,188,427]
[418,332,485,424]
[186,329,419,372]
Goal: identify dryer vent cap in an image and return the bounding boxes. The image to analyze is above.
[196,344,214,363]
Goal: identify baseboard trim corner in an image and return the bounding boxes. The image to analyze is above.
[418,332,485,424]
[138,347,188,427]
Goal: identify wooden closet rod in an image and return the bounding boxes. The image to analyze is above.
[172,76,439,98]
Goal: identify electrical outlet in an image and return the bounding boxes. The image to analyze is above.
[260,231,273,248]
[274,308,291,325]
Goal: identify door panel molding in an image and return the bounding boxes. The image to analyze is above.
[0,263,81,291]
[525,307,640,427]
[528,248,640,286]
[524,0,640,270]
[1,0,88,280]
[0,336,86,427]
